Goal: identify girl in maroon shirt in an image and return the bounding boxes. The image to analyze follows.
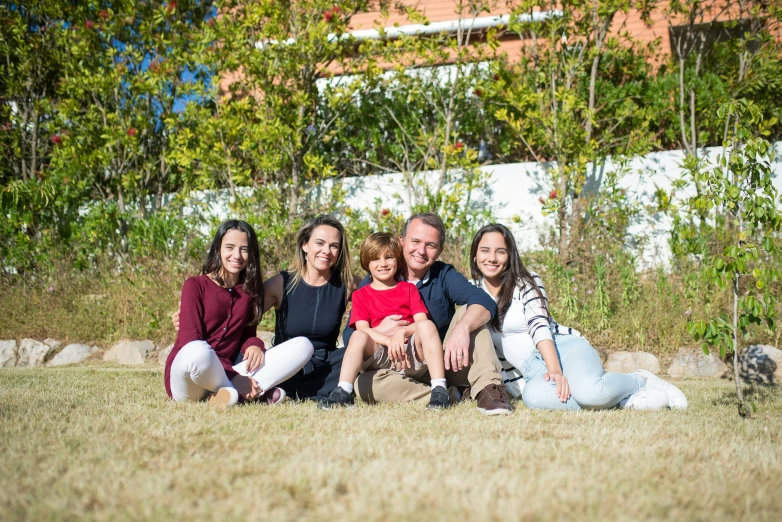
[165,220,313,407]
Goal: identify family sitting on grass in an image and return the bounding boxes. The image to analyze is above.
[167,213,687,414]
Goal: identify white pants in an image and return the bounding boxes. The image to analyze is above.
[170,337,314,402]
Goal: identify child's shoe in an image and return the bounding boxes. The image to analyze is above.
[426,386,451,410]
[318,387,354,409]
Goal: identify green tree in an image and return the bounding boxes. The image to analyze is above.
[688,99,781,417]
[177,0,395,216]
[52,2,213,243]
[329,0,501,251]
[1,1,84,272]
[497,0,657,261]
[655,0,782,264]
[0,1,68,184]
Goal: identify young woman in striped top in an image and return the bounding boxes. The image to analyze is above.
[469,224,687,411]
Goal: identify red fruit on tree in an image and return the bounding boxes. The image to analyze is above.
[166,2,177,13]
[381,208,390,216]
[50,135,62,145]
[127,128,138,137]
[474,88,482,97]
[332,5,342,14]
[324,10,333,22]
[549,189,558,199]
[84,20,94,29]
[455,141,464,149]
[493,73,500,81]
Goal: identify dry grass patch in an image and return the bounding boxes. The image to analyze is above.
[1,366,781,521]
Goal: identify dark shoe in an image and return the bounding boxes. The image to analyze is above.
[427,386,451,410]
[475,384,513,416]
[458,386,472,402]
[318,387,354,409]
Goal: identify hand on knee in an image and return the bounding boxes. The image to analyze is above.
[521,379,557,410]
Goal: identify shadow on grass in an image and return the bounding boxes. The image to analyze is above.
[711,383,780,408]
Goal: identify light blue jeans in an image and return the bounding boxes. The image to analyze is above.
[521,334,644,410]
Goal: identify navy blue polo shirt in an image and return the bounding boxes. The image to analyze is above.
[342,261,497,345]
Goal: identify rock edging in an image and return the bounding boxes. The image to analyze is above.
[0,337,779,384]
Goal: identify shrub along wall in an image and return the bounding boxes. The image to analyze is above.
[2,1,781,355]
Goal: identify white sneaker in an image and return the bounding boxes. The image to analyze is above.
[633,370,688,409]
[208,387,239,409]
[621,387,670,410]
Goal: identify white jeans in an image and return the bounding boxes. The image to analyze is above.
[170,337,314,402]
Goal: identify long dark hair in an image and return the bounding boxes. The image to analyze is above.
[469,223,547,332]
[202,220,264,325]
[287,214,354,294]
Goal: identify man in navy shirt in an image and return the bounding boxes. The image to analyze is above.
[344,213,513,415]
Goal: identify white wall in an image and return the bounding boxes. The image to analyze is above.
[337,143,782,268]
[181,143,781,268]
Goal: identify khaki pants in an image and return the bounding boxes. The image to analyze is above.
[354,306,502,404]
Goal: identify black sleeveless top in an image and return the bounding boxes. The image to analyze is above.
[274,270,346,359]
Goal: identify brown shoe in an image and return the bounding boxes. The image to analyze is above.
[207,387,239,409]
[475,384,513,415]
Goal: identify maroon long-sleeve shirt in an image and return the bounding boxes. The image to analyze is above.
[164,275,265,398]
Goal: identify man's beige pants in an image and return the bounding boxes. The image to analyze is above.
[354,306,503,404]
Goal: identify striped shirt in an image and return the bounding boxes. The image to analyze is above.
[472,272,580,395]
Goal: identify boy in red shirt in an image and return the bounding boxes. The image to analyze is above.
[319,232,449,409]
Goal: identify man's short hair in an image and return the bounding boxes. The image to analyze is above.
[401,212,446,249]
[359,232,404,277]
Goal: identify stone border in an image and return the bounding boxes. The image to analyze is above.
[1,337,778,383]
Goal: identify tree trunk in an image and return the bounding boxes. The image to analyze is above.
[569,195,585,256]
[30,109,39,179]
[117,186,129,254]
[557,167,569,262]
[732,269,748,417]
[289,156,301,215]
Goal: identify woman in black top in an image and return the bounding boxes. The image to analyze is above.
[262,215,354,400]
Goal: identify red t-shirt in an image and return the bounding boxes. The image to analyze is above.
[349,281,429,329]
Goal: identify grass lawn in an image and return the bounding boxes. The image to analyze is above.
[1,365,781,522]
